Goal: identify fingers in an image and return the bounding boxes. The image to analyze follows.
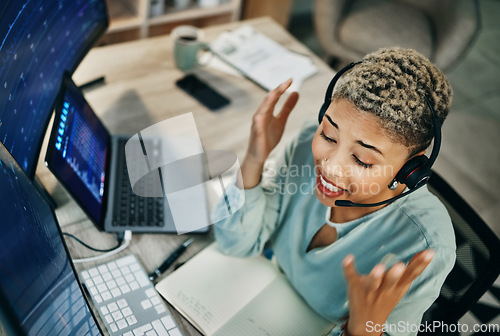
[277,91,299,121]
[342,254,359,283]
[399,249,434,285]
[256,78,293,115]
[367,263,386,290]
[380,262,406,291]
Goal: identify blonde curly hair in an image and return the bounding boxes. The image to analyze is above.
[333,48,452,157]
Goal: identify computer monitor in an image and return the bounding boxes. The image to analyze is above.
[0,141,103,336]
[0,0,108,178]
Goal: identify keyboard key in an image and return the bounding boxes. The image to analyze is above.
[100,306,109,315]
[93,275,103,285]
[155,305,166,314]
[141,299,152,309]
[111,287,122,298]
[107,280,117,289]
[122,307,133,317]
[109,323,118,333]
[117,318,128,330]
[101,291,112,301]
[107,302,118,313]
[151,296,161,305]
[125,274,135,282]
[96,283,107,293]
[130,281,139,291]
[117,298,127,308]
[146,330,157,336]
[98,265,109,274]
[141,324,153,333]
[89,287,98,296]
[81,271,89,279]
[145,289,156,297]
[116,277,126,286]
[95,295,103,304]
[104,314,113,324]
[136,276,149,287]
[102,272,113,282]
[112,310,124,320]
[161,316,176,330]
[124,332,134,336]
[85,279,94,287]
[168,328,182,336]
[126,315,138,326]
[152,320,169,336]
[108,261,118,270]
[120,284,131,293]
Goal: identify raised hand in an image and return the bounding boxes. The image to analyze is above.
[241,79,299,188]
[341,250,434,336]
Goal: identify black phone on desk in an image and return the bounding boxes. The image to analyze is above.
[176,74,230,111]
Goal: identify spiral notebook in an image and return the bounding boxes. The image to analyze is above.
[155,243,334,336]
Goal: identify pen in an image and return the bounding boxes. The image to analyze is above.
[148,237,194,282]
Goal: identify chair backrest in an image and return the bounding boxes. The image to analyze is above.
[419,171,500,333]
[314,0,481,71]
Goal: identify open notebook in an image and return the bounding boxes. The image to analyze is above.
[155,243,335,336]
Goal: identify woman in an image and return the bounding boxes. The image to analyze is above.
[213,48,456,336]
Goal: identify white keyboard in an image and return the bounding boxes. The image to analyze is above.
[80,255,183,336]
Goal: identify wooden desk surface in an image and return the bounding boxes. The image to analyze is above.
[35,17,334,336]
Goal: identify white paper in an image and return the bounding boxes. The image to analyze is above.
[210,25,317,91]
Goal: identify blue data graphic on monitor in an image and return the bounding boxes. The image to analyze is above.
[0,143,102,336]
[0,0,107,177]
[49,82,108,221]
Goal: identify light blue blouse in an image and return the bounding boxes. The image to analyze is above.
[213,119,456,336]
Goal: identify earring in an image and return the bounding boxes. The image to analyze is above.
[323,158,328,162]
[388,179,399,190]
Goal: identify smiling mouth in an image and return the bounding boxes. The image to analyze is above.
[316,171,348,198]
[319,175,346,192]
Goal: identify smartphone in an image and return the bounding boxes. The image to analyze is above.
[176,74,230,111]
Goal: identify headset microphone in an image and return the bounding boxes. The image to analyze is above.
[318,62,442,208]
[334,185,426,207]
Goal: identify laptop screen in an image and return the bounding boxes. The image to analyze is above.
[46,75,110,225]
[0,142,103,336]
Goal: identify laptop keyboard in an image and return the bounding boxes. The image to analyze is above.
[81,255,183,336]
[112,139,164,228]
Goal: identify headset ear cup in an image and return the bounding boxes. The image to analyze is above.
[395,155,430,189]
[318,102,329,124]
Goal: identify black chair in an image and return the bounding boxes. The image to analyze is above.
[419,171,500,335]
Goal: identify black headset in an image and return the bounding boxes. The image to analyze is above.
[318,62,442,207]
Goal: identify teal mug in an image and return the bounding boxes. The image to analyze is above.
[172,25,210,72]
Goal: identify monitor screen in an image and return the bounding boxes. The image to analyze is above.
[0,141,103,336]
[46,75,110,225]
[0,0,108,178]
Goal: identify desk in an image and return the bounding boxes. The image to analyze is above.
[36,17,334,335]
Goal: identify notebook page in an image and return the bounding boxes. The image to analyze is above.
[155,243,279,335]
[214,276,335,336]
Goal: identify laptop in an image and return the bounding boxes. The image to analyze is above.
[45,75,208,234]
[0,141,103,336]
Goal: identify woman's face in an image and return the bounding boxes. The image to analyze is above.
[312,98,410,208]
